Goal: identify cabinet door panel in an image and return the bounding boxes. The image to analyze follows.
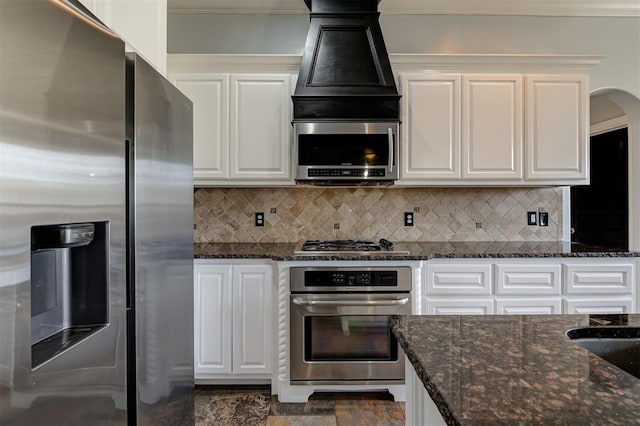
[174,75,229,181]
[525,75,588,181]
[496,264,561,295]
[400,74,461,179]
[564,298,633,314]
[230,75,291,180]
[426,299,494,315]
[194,265,232,376]
[496,298,561,314]
[426,263,492,295]
[463,75,523,179]
[232,265,272,375]
[564,263,634,294]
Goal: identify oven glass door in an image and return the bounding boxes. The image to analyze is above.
[290,293,410,383]
[305,315,397,361]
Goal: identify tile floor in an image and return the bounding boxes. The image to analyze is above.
[194,386,405,426]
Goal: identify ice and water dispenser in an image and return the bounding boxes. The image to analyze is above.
[30,222,109,368]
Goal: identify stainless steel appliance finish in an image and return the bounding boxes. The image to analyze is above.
[289,267,411,384]
[0,2,194,424]
[126,53,194,425]
[1,0,127,423]
[294,122,399,184]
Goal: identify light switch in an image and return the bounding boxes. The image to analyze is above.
[527,211,537,226]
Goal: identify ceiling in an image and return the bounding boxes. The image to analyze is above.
[167,0,640,17]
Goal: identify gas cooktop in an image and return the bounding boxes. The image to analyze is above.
[293,239,410,256]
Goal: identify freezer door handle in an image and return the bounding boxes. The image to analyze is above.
[125,138,134,311]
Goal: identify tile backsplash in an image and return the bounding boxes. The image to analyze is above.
[194,187,563,243]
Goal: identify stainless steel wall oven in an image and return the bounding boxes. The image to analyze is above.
[290,266,411,385]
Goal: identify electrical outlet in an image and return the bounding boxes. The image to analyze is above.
[539,211,549,227]
[527,211,537,226]
[404,212,414,226]
[255,212,264,227]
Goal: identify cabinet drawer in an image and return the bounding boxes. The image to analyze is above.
[495,264,561,295]
[426,298,494,315]
[425,263,492,295]
[564,298,633,314]
[564,263,634,294]
[495,298,561,315]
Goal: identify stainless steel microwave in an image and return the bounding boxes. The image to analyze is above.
[294,122,399,184]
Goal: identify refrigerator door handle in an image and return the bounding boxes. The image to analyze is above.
[125,138,134,311]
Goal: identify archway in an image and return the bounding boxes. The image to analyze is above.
[587,89,640,250]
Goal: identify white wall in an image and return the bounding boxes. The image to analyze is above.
[168,13,640,98]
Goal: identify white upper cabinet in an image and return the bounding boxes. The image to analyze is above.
[170,71,293,186]
[78,0,167,75]
[462,75,523,180]
[525,74,589,183]
[400,74,461,180]
[174,74,229,181]
[229,74,292,181]
[398,70,588,186]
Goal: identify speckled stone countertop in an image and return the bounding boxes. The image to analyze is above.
[391,314,640,425]
[194,241,640,261]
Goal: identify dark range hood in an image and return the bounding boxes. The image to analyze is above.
[292,0,400,121]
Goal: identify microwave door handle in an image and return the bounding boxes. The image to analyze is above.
[292,297,410,307]
[387,127,394,173]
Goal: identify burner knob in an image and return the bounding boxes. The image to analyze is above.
[379,238,393,249]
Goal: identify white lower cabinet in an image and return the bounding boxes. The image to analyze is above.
[495,298,562,315]
[422,259,636,315]
[194,262,273,380]
[564,298,633,314]
[426,298,494,315]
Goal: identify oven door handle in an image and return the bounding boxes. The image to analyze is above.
[292,297,410,307]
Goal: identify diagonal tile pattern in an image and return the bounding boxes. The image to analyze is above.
[194,187,563,243]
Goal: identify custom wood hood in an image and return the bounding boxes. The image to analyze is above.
[292,0,400,121]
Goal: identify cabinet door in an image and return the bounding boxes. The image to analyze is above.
[194,264,232,377]
[564,262,634,295]
[462,74,523,180]
[564,298,633,314]
[79,0,167,75]
[400,73,461,180]
[496,298,561,314]
[525,74,588,182]
[232,265,272,375]
[495,264,561,295]
[426,299,494,315]
[425,263,492,296]
[173,75,229,182]
[230,74,291,180]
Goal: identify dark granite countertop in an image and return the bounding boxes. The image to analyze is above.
[391,314,640,425]
[194,241,640,261]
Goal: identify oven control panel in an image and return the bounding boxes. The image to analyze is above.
[303,270,398,287]
[291,266,412,293]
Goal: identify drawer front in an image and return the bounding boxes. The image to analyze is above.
[495,298,561,315]
[426,298,494,315]
[496,264,561,295]
[426,263,492,295]
[564,263,634,294]
[564,298,633,314]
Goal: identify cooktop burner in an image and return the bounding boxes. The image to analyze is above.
[294,239,410,256]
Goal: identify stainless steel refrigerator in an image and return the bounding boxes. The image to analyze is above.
[0,1,194,424]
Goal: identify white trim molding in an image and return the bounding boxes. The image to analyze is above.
[590,115,629,136]
[168,0,640,17]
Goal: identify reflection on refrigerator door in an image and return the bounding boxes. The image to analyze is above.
[1,1,194,425]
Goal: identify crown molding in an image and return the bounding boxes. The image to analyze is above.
[168,0,640,17]
[168,53,603,74]
[389,54,604,72]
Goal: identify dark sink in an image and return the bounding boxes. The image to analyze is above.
[567,327,640,379]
